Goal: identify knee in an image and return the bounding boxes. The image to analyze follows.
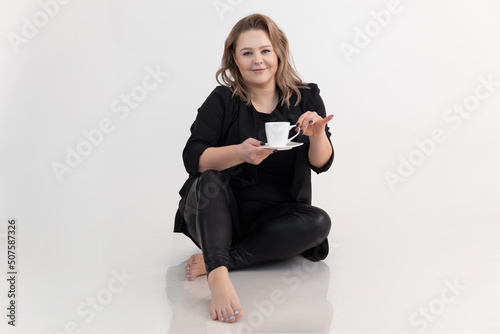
[309,207,331,240]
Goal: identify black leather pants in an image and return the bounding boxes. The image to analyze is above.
[182,170,331,274]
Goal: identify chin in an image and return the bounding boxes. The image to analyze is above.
[249,81,271,88]
[251,76,273,85]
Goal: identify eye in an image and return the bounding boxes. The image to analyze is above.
[262,49,271,54]
[243,52,252,56]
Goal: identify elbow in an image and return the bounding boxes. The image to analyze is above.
[197,150,209,174]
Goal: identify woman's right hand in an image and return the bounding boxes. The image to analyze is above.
[238,138,274,165]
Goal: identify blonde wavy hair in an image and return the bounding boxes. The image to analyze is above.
[216,14,309,107]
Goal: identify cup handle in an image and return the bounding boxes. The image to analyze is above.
[287,124,301,143]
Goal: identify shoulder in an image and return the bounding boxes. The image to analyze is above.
[197,86,241,125]
[207,85,234,101]
[199,86,235,112]
[297,83,321,108]
[299,83,320,98]
[214,85,234,94]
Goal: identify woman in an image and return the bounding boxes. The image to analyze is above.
[174,13,334,323]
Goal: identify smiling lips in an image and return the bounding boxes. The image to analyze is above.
[252,68,266,73]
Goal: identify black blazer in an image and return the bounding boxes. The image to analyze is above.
[174,83,334,233]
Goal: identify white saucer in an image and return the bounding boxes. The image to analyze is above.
[261,142,304,151]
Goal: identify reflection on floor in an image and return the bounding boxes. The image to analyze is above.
[166,256,333,334]
[1,215,498,334]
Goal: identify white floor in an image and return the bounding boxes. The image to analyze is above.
[1,213,499,334]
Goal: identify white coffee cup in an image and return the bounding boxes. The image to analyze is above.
[265,122,300,147]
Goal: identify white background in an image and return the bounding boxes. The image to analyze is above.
[1,0,499,333]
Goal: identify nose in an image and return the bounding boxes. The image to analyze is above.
[253,55,263,64]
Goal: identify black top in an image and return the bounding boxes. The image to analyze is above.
[252,104,297,186]
[233,101,297,206]
[174,83,334,233]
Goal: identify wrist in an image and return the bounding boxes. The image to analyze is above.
[309,131,328,142]
[235,144,245,164]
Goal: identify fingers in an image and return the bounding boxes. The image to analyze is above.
[240,137,275,165]
[297,112,334,126]
[310,114,334,129]
[245,137,263,147]
[323,114,334,123]
[297,112,334,137]
[296,110,317,123]
[297,111,317,135]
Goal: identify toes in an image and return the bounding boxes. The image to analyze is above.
[228,308,239,322]
[223,307,234,322]
[186,255,205,281]
[211,305,234,322]
[231,300,242,319]
[186,270,194,280]
[217,308,224,322]
[212,308,239,323]
[188,268,199,280]
[210,306,224,322]
[224,308,235,323]
[220,308,230,322]
[209,307,217,321]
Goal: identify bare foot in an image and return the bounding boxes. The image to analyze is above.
[208,266,243,323]
[185,254,207,281]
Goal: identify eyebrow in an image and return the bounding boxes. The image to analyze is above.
[239,45,272,52]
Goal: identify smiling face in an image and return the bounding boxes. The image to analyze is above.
[233,29,279,91]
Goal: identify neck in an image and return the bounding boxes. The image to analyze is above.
[249,82,277,104]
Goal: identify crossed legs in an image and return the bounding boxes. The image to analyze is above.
[182,170,331,322]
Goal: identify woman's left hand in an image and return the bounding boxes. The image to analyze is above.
[296,111,334,139]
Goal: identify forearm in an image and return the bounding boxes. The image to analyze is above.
[308,132,333,169]
[198,145,244,173]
